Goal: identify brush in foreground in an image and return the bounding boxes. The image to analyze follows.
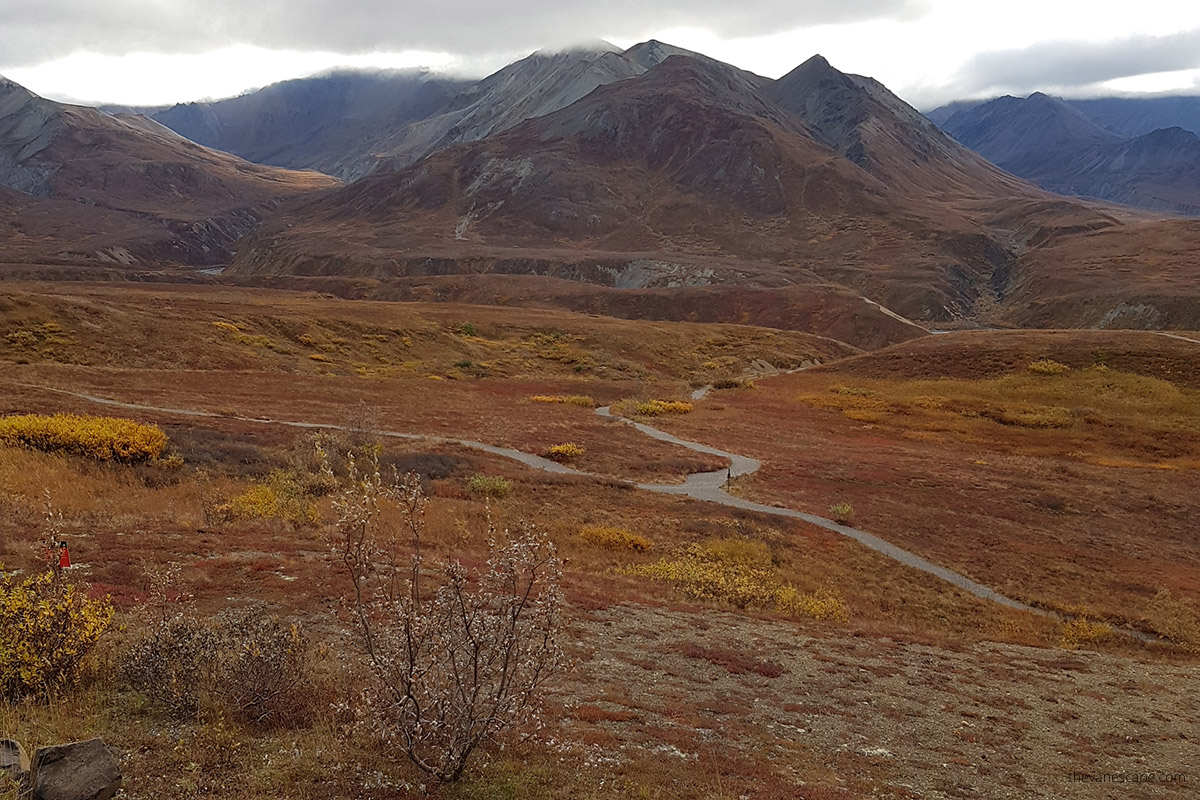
[331,458,565,783]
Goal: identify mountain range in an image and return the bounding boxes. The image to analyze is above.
[228,50,1140,326]
[934,92,1200,215]
[3,43,1200,332]
[118,41,707,181]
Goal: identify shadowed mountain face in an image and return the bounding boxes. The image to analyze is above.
[0,77,334,266]
[136,70,470,181]
[1069,96,1200,138]
[231,54,1131,325]
[762,56,1037,201]
[927,94,1200,137]
[939,93,1200,215]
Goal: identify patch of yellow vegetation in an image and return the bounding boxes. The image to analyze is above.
[0,571,114,701]
[580,525,653,552]
[796,366,1200,460]
[626,537,848,621]
[545,442,585,461]
[529,395,595,407]
[0,413,168,463]
[1058,617,1113,650]
[627,399,694,416]
[219,471,320,526]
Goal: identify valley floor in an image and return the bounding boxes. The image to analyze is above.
[2,283,1198,798]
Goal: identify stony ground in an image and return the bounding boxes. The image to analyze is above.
[560,604,1198,799]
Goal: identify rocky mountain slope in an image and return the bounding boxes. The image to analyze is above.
[231,53,1129,325]
[0,76,334,266]
[937,93,1200,214]
[126,41,709,181]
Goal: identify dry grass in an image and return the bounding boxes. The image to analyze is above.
[529,395,595,407]
[0,283,851,386]
[795,365,1200,461]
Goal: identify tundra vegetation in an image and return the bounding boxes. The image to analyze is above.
[1,326,1198,798]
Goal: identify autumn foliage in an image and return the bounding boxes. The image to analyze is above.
[0,413,168,463]
[0,570,114,702]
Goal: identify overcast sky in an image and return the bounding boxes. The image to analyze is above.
[3,0,1200,109]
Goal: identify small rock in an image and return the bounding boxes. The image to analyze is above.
[1,739,30,787]
[859,747,895,759]
[32,739,121,800]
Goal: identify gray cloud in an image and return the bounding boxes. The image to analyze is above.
[0,0,925,68]
[955,28,1200,96]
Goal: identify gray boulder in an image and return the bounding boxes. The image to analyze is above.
[31,739,121,800]
[0,739,30,788]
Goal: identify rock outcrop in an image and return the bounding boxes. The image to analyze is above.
[0,738,123,800]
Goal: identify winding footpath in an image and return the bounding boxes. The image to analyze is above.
[5,379,1154,638]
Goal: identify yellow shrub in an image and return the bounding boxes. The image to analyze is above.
[0,572,114,701]
[1028,359,1070,375]
[0,413,168,463]
[467,474,511,498]
[545,442,585,461]
[529,395,595,408]
[696,536,771,567]
[829,501,854,524]
[776,587,850,621]
[222,471,320,525]
[626,538,847,621]
[580,525,652,553]
[633,399,693,416]
[1058,617,1113,650]
[1145,589,1200,652]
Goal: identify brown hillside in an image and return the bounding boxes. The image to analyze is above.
[232,272,928,351]
[231,55,1141,327]
[0,77,335,266]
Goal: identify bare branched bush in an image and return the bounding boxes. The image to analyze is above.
[123,567,316,728]
[331,458,565,783]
